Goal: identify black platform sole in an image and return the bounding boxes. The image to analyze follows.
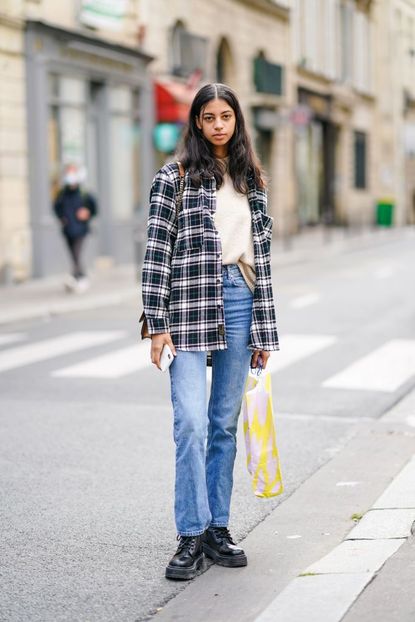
[202,543,248,567]
[165,552,205,580]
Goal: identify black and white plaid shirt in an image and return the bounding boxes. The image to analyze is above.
[141,162,279,352]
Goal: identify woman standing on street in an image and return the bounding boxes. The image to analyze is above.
[141,83,279,580]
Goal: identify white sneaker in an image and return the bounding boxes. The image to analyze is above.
[75,277,90,293]
[64,274,78,293]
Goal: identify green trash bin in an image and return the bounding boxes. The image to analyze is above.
[376,200,394,226]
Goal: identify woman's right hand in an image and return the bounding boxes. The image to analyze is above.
[151,333,177,370]
[76,207,91,221]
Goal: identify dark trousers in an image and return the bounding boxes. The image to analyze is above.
[63,234,86,278]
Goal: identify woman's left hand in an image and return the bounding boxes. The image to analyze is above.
[251,350,270,370]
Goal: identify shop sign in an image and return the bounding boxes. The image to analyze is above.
[153,123,182,154]
[254,108,279,131]
[290,105,313,127]
[79,0,128,31]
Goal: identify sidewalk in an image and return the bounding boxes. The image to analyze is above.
[154,388,415,622]
[0,264,139,326]
[0,226,412,326]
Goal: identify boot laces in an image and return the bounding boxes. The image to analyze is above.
[212,526,235,545]
[176,534,197,553]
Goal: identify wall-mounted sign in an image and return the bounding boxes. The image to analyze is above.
[153,123,182,154]
[290,105,313,127]
[153,123,182,153]
[253,107,279,131]
[80,0,128,31]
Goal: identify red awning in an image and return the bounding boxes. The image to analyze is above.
[155,79,198,123]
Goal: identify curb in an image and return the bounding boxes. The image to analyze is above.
[153,388,415,622]
[0,288,138,326]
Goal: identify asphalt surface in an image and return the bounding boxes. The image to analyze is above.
[1,229,414,621]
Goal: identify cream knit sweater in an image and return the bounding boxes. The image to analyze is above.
[214,167,256,293]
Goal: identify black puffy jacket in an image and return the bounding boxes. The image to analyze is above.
[54,186,97,238]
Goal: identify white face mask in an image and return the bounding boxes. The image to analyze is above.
[64,172,80,186]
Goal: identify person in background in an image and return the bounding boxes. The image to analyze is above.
[54,164,97,292]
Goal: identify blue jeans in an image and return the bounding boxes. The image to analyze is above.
[169,264,254,535]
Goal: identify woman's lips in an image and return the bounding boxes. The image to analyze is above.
[213,134,226,138]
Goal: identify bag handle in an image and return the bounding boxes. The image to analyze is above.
[176,161,185,217]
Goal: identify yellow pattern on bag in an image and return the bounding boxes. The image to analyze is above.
[242,370,284,498]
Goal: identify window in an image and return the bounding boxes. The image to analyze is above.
[170,21,208,78]
[216,38,234,84]
[354,10,371,92]
[340,2,353,82]
[253,52,284,95]
[47,74,88,200]
[171,21,186,75]
[109,86,141,220]
[354,131,367,189]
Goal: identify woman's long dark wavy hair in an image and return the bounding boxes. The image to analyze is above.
[176,83,266,193]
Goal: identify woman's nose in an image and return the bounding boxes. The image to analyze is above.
[214,118,224,130]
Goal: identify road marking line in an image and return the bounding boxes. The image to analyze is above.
[277,412,371,424]
[322,339,415,392]
[0,332,126,373]
[266,334,337,375]
[374,266,395,279]
[52,341,152,378]
[336,481,360,487]
[290,293,320,309]
[0,333,26,346]
[207,335,337,386]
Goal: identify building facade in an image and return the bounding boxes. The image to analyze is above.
[0,0,154,282]
[291,0,376,229]
[374,0,415,226]
[1,0,414,284]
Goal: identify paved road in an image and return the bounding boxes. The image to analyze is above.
[1,231,414,621]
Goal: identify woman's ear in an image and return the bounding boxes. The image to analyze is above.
[195,116,202,130]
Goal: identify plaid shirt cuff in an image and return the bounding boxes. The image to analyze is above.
[146,316,170,335]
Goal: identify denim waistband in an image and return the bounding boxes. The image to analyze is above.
[222,264,241,278]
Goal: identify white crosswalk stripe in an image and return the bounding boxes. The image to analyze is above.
[323,339,415,392]
[53,334,337,380]
[290,293,320,309]
[374,266,395,279]
[0,333,26,347]
[0,331,126,373]
[53,341,151,378]
[266,334,337,375]
[2,332,413,397]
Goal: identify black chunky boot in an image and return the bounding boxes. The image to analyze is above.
[202,526,247,567]
[165,535,205,580]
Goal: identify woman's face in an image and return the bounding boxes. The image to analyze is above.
[195,98,236,156]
